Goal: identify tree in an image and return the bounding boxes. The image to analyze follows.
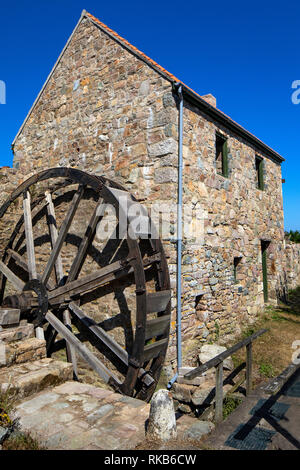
[285,230,300,243]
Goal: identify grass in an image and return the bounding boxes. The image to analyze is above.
[0,387,46,450]
[0,387,17,429]
[2,431,45,450]
[258,362,275,378]
[228,287,300,388]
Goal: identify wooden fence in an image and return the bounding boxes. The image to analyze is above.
[184,328,268,423]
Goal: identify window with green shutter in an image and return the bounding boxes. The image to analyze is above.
[255,156,264,190]
[216,133,228,178]
[261,240,269,302]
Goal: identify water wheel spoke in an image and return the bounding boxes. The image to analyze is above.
[62,309,78,379]
[45,311,122,388]
[42,185,85,285]
[48,253,161,305]
[45,322,58,352]
[68,302,154,387]
[6,248,54,291]
[23,191,37,280]
[67,199,105,283]
[48,257,133,304]
[45,191,64,284]
[45,190,78,376]
[0,260,25,291]
[7,248,29,272]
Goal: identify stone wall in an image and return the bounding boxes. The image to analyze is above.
[4,14,299,368]
[0,167,23,259]
[284,242,300,291]
[175,102,286,360]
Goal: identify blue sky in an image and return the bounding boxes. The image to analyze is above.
[0,0,299,230]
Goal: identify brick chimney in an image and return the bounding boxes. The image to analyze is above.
[201,94,217,108]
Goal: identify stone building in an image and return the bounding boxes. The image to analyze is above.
[1,10,297,366]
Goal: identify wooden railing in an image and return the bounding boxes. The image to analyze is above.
[184,328,268,423]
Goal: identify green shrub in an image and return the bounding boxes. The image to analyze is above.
[222,396,242,420]
[259,362,275,378]
[3,431,46,450]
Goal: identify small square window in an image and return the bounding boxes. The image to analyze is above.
[255,156,264,190]
[216,133,228,177]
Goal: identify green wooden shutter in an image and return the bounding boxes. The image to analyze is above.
[222,140,229,178]
[259,159,264,190]
[261,242,268,302]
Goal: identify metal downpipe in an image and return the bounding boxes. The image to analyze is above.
[168,83,183,389]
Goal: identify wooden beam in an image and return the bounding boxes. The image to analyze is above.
[246,342,253,396]
[7,249,28,273]
[215,362,224,424]
[45,191,64,284]
[48,253,160,305]
[42,185,85,285]
[184,329,268,380]
[143,338,168,362]
[67,199,105,283]
[68,302,154,387]
[0,308,20,326]
[145,315,170,340]
[45,191,78,378]
[62,309,78,380]
[48,258,130,303]
[45,311,121,387]
[7,248,54,291]
[23,191,37,280]
[146,290,171,314]
[0,261,25,291]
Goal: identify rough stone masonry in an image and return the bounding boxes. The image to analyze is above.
[0,10,299,369]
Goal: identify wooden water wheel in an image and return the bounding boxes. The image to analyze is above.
[0,168,171,401]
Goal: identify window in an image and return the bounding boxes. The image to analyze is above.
[261,240,270,302]
[215,133,228,177]
[233,257,242,283]
[255,156,264,190]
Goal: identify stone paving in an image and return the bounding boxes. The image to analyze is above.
[15,381,199,450]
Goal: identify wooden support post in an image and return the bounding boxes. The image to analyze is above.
[215,362,224,424]
[63,310,78,380]
[45,311,121,387]
[23,191,37,280]
[246,342,253,396]
[0,261,25,291]
[45,191,78,380]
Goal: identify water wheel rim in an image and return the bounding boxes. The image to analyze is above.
[0,167,171,401]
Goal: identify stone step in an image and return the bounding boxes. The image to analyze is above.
[0,321,34,344]
[0,308,20,327]
[0,337,46,368]
[0,358,73,400]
